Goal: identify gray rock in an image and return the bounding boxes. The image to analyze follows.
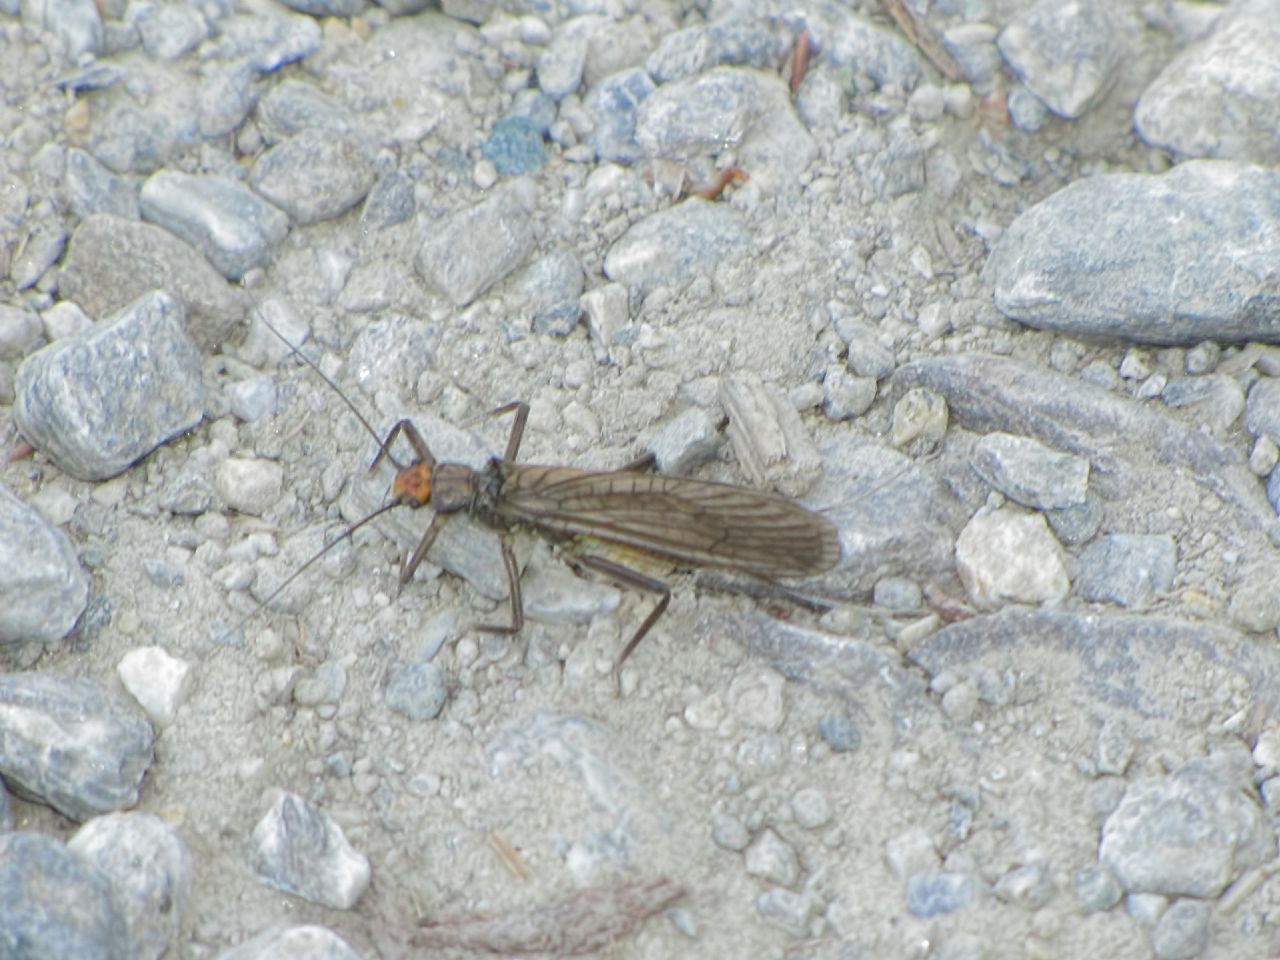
[791,787,831,829]
[993,861,1054,910]
[256,80,357,144]
[822,368,877,420]
[0,482,89,645]
[0,831,129,960]
[1160,374,1244,432]
[0,672,154,821]
[905,871,977,918]
[481,116,547,176]
[997,0,1123,118]
[756,887,817,937]
[213,10,321,72]
[970,432,1090,510]
[250,792,371,909]
[646,19,786,84]
[892,354,1279,547]
[518,249,584,330]
[226,375,278,423]
[986,161,1280,345]
[711,812,750,851]
[522,561,620,625]
[1135,0,1280,164]
[585,68,655,163]
[359,170,416,233]
[139,170,289,280]
[58,213,249,349]
[415,179,537,306]
[216,457,284,516]
[15,291,206,482]
[1074,534,1176,609]
[250,129,376,226]
[910,608,1280,722]
[136,1,208,59]
[835,315,896,381]
[69,812,192,960]
[0,302,42,359]
[811,8,922,91]
[1150,898,1212,960]
[198,61,259,139]
[744,828,800,888]
[22,0,102,58]
[536,14,606,99]
[604,199,750,298]
[1100,758,1272,897]
[65,148,140,220]
[954,507,1070,609]
[384,662,448,721]
[11,221,66,290]
[1074,863,1123,913]
[215,924,362,960]
[276,0,364,17]
[1244,376,1280,439]
[635,66,762,161]
[87,66,200,175]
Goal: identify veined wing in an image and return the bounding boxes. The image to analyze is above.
[494,464,842,579]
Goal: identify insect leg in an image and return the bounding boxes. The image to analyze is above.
[616,451,656,472]
[474,538,524,635]
[571,555,671,690]
[370,418,436,474]
[400,513,445,586]
[487,401,530,461]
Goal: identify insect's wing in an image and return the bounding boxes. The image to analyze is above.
[495,465,841,578]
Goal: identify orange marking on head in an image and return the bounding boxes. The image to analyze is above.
[393,463,433,506]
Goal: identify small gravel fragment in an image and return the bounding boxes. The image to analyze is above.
[891,387,948,449]
[251,791,371,909]
[216,924,362,960]
[997,0,1123,119]
[384,662,449,721]
[970,432,1089,510]
[585,68,655,163]
[0,671,154,821]
[743,828,800,888]
[905,871,977,918]
[250,129,376,226]
[992,861,1054,910]
[711,812,750,852]
[1074,863,1124,914]
[954,507,1070,610]
[0,482,89,644]
[0,831,129,959]
[216,457,285,516]
[791,788,831,830]
[603,198,750,298]
[818,713,861,752]
[1074,534,1176,609]
[415,179,537,306]
[69,812,192,960]
[647,406,718,475]
[1150,898,1212,960]
[116,646,193,728]
[482,116,547,176]
[756,887,817,938]
[0,303,42,358]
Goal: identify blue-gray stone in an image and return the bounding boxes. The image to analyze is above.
[0,483,89,645]
[603,199,750,298]
[359,170,416,232]
[646,20,786,84]
[384,662,449,721]
[482,116,547,176]
[0,672,155,821]
[66,148,140,220]
[0,832,129,960]
[586,68,655,163]
[15,290,206,481]
[1074,534,1176,609]
[905,871,977,917]
[250,129,376,225]
[140,170,289,280]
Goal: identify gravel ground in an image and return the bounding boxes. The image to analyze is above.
[4,1,1280,958]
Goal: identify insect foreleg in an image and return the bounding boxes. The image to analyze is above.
[474,538,524,636]
[370,418,436,474]
[400,512,445,586]
[486,402,530,462]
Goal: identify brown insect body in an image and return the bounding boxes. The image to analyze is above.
[247,322,841,682]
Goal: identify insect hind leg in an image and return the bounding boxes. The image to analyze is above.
[570,554,671,694]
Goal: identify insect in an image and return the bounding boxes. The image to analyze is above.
[238,320,842,684]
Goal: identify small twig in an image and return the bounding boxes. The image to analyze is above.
[691,166,749,201]
[881,0,964,82]
[788,29,811,95]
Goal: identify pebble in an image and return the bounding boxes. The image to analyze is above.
[647,406,718,475]
[293,660,348,707]
[518,248,584,331]
[482,116,547,176]
[385,662,449,721]
[873,575,922,612]
[0,831,129,958]
[359,169,416,233]
[743,828,800,888]
[1160,374,1244,432]
[215,924,362,960]
[823,368,877,420]
[756,887,817,938]
[1149,898,1212,960]
[580,282,630,362]
[58,213,249,349]
[0,482,89,645]
[711,812,750,852]
[227,375,279,422]
[15,291,204,481]
[905,871,977,918]
[250,792,370,909]
[603,198,750,299]
[0,303,43,359]
[645,19,785,84]
[835,315,896,381]
[996,0,1123,119]
[414,179,537,307]
[987,161,1280,344]
[249,129,375,226]
[1099,757,1273,898]
[1244,376,1280,440]
[891,386,948,449]
[954,507,1070,610]
[0,671,154,821]
[139,170,290,280]
[1249,435,1279,476]
[969,432,1090,510]
[992,861,1054,910]
[1135,0,1280,164]
[1074,534,1177,609]
[69,812,192,960]
[791,788,831,830]
[521,561,620,624]
[116,646,194,728]
[216,457,285,516]
[1073,863,1123,914]
[812,7,922,91]
[818,713,862,753]
[136,2,209,60]
[585,67,655,163]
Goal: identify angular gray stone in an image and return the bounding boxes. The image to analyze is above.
[250,792,370,909]
[15,291,206,482]
[215,924,362,960]
[0,832,129,960]
[970,432,1090,510]
[250,129,376,226]
[0,672,155,821]
[58,213,249,349]
[139,171,289,280]
[986,161,1280,345]
[645,19,786,84]
[1135,0,1280,164]
[1074,534,1177,609]
[415,179,537,307]
[0,483,89,645]
[69,812,192,960]
[604,198,750,298]
[997,0,1123,118]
